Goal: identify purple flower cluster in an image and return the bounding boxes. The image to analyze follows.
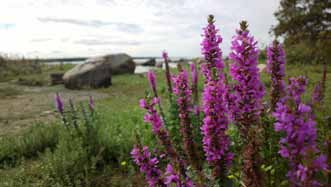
[139,97,185,175]
[201,15,224,79]
[140,97,164,134]
[200,15,233,179]
[190,63,198,90]
[88,95,95,112]
[287,76,308,105]
[273,76,327,186]
[147,70,157,96]
[312,82,323,105]
[164,164,193,187]
[266,40,286,111]
[132,15,328,186]
[190,63,199,104]
[162,51,173,94]
[201,79,233,168]
[172,69,201,170]
[229,21,265,187]
[55,93,64,114]
[131,145,165,187]
[229,22,265,123]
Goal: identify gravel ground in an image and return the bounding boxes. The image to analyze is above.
[0,83,109,136]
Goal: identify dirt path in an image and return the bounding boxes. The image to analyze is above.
[0,83,109,136]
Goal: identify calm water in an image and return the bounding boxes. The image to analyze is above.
[47,59,180,74]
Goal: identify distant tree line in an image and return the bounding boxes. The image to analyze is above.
[272,0,331,64]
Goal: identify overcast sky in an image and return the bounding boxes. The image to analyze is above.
[0,0,280,58]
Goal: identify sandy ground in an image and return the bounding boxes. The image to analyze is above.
[0,83,109,136]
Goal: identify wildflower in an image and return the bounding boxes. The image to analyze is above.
[229,20,265,187]
[201,15,224,80]
[146,70,166,119]
[266,40,286,111]
[172,69,201,170]
[287,76,308,105]
[273,76,327,186]
[164,164,193,187]
[147,70,157,96]
[312,63,327,105]
[162,51,173,94]
[131,145,165,187]
[88,95,95,112]
[312,82,323,105]
[140,97,164,134]
[200,14,233,181]
[190,62,199,104]
[140,97,187,177]
[54,93,64,114]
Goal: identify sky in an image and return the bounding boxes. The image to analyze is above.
[0,0,280,58]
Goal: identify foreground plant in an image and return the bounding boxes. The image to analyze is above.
[139,97,190,185]
[266,40,286,111]
[273,76,328,187]
[131,145,165,187]
[229,21,265,187]
[131,14,329,187]
[200,15,233,183]
[172,68,201,171]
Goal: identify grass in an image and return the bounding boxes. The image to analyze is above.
[0,86,22,97]
[0,124,59,168]
[0,62,329,186]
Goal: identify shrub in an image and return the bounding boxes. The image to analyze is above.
[0,124,59,168]
[130,15,329,187]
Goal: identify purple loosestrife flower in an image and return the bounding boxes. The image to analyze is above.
[88,95,95,112]
[190,63,199,105]
[201,15,224,80]
[55,93,64,114]
[312,82,323,105]
[162,51,173,94]
[172,69,201,170]
[287,76,308,105]
[266,40,286,111]
[200,15,233,181]
[229,21,265,187]
[229,21,265,123]
[312,63,327,106]
[147,70,157,96]
[140,97,187,178]
[131,145,165,187]
[140,98,164,134]
[146,70,166,119]
[273,76,327,187]
[164,164,193,187]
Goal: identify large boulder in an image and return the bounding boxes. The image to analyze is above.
[63,53,135,89]
[86,53,135,75]
[140,58,156,66]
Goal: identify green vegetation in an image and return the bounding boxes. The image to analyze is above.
[272,0,331,64]
[0,61,329,186]
[0,56,74,85]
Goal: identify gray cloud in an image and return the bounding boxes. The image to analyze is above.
[37,17,143,33]
[74,39,141,46]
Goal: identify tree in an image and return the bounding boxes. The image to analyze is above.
[272,0,331,64]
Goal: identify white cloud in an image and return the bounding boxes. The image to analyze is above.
[0,0,280,58]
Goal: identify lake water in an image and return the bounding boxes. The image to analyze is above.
[46,59,180,74]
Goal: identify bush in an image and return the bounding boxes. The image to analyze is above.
[0,124,59,168]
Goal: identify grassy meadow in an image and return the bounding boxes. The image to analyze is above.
[0,59,330,186]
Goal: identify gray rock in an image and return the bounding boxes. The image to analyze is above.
[50,73,64,85]
[141,58,156,66]
[86,53,135,75]
[63,53,135,89]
